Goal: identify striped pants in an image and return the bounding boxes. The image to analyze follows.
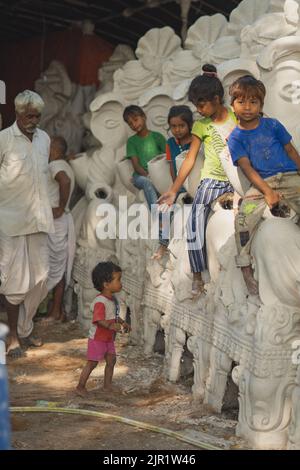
[186,178,233,273]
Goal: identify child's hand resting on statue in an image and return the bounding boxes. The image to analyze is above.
[121,322,131,333]
[109,322,122,332]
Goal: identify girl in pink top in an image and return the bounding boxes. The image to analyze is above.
[76,262,130,397]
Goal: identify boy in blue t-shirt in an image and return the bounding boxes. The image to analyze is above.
[228,75,300,295]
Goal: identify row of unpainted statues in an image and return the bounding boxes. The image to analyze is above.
[35,0,300,450]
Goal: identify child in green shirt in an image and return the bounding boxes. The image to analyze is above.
[123,105,167,250]
[123,105,166,203]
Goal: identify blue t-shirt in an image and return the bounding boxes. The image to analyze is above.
[166,136,191,176]
[228,118,296,179]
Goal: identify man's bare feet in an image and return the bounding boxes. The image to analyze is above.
[39,316,57,325]
[6,338,24,359]
[75,386,88,397]
[41,308,66,325]
[22,334,43,348]
[241,265,259,295]
[151,245,168,260]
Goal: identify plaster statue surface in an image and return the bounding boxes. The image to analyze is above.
[135,27,182,76]
[185,14,241,65]
[97,45,135,96]
[71,92,130,328]
[139,86,174,137]
[257,36,300,150]
[162,50,203,87]
[114,27,181,102]
[217,59,261,105]
[65,0,300,449]
[35,60,94,153]
[240,0,299,59]
[227,0,272,37]
[113,60,161,102]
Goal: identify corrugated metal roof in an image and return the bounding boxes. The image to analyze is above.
[0,0,242,46]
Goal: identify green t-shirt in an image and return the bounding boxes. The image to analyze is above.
[192,108,237,182]
[126,131,166,173]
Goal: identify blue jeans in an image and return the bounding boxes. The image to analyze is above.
[132,174,168,246]
[132,174,159,210]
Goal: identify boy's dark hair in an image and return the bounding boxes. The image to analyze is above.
[51,135,68,157]
[92,261,122,292]
[167,105,194,132]
[123,105,146,123]
[229,75,266,106]
[188,64,224,105]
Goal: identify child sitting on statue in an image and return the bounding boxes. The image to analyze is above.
[123,104,168,254]
[228,75,300,295]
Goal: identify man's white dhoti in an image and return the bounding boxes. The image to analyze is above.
[0,232,49,338]
[47,212,75,291]
[47,159,75,293]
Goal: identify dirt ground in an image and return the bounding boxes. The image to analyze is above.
[4,316,246,450]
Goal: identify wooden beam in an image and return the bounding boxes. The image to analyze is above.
[88,2,116,14]
[139,10,170,28]
[45,0,111,17]
[100,20,141,40]
[160,5,181,23]
[0,22,32,36]
[122,12,162,30]
[94,26,136,46]
[6,0,30,11]
[197,0,228,16]
[13,11,68,28]
[15,6,76,25]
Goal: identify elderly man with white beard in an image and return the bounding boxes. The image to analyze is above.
[0,90,54,358]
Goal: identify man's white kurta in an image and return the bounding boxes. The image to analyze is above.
[0,122,54,236]
[0,122,54,337]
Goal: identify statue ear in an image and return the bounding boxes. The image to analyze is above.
[284,0,299,25]
[217,59,260,82]
[257,36,300,71]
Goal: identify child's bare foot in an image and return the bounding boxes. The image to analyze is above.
[191,274,206,296]
[241,266,258,295]
[22,334,43,348]
[75,386,88,397]
[151,245,168,260]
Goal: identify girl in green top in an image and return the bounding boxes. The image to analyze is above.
[158,64,237,296]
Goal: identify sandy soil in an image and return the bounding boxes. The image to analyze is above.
[4,317,246,450]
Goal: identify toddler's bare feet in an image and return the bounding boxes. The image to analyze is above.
[191,274,206,296]
[241,266,258,295]
[151,245,168,260]
[22,334,43,348]
[75,386,88,397]
[102,385,122,393]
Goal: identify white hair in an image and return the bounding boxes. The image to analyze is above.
[14,90,45,114]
